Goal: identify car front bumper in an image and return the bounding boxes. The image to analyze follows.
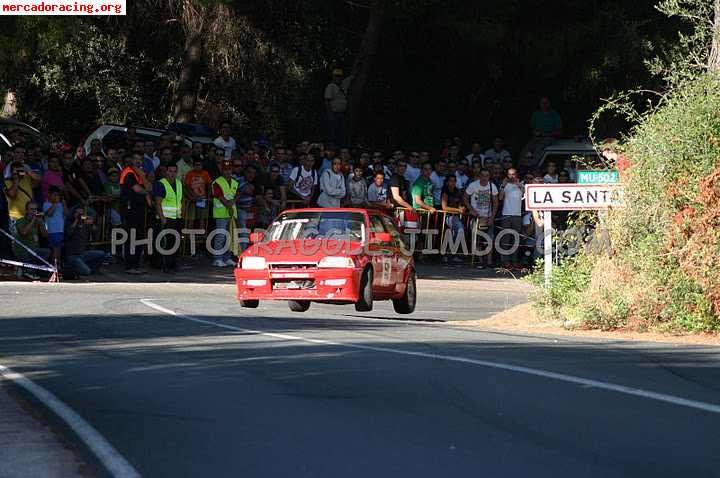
[234,267,362,302]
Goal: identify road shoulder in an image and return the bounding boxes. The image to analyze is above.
[450,303,720,347]
[0,386,87,478]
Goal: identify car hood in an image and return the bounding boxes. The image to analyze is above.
[243,239,366,263]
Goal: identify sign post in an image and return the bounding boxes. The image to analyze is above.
[543,211,552,287]
[525,183,623,289]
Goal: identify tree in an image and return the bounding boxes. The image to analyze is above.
[170,0,208,123]
[709,0,720,72]
[347,0,385,142]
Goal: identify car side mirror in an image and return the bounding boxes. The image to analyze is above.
[370,232,392,244]
[249,231,265,244]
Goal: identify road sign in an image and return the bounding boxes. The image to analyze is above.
[525,184,623,211]
[577,170,619,185]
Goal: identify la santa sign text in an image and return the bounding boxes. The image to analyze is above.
[525,184,624,211]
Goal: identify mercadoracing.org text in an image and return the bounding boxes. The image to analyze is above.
[0,0,125,15]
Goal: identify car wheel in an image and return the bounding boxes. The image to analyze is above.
[392,271,416,314]
[354,267,373,312]
[288,300,311,312]
[240,300,259,308]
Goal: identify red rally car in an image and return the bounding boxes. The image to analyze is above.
[234,208,416,314]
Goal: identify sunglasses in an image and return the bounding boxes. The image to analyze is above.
[271,170,280,173]
[232,164,243,168]
[216,152,224,156]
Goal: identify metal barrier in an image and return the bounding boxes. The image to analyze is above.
[87,195,539,264]
[391,207,539,264]
[0,227,58,281]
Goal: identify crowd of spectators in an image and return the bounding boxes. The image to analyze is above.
[0,101,579,279]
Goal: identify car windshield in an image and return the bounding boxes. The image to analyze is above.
[267,211,366,242]
[0,123,49,150]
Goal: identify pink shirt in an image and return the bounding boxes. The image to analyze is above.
[41,170,64,202]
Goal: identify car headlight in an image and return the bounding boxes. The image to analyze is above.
[318,256,355,268]
[241,257,266,270]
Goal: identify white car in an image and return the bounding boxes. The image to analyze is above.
[165,122,217,146]
[83,124,193,154]
[537,138,604,181]
[0,119,49,157]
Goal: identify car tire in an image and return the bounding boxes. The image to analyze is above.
[240,300,259,308]
[392,271,416,314]
[354,267,373,312]
[288,300,310,312]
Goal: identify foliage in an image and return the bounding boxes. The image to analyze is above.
[648,0,716,85]
[31,25,146,125]
[0,0,680,148]
[532,73,720,333]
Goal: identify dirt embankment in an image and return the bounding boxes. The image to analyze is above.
[452,303,720,346]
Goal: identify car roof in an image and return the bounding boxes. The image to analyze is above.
[166,122,216,138]
[0,118,41,131]
[84,124,193,151]
[98,124,168,134]
[187,135,215,144]
[542,138,598,154]
[279,207,391,217]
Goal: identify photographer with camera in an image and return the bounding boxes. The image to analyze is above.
[498,167,524,268]
[65,207,105,277]
[5,161,40,233]
[12,201,50,279]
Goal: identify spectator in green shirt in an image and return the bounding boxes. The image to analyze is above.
[411,162,436,213]
[525,96,563,166]
[103,168,122,226]
[12,202,51,278]
[531,96,563,138]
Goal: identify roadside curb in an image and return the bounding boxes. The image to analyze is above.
[0,384,86,478]
[0,365,141,478]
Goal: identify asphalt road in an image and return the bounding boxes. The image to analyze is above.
[0,280,719,477]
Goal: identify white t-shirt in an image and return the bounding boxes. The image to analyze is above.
[214,136,237,160]
[501,182,523,216]
[289,166,317,199]
[465,180,498,218]
[455,171,469,189]
[404,164,421,185]
[543,174,558,184]
[324,83,348,113]
[429,171,446,205]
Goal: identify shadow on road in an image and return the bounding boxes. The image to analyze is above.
[1,311,720,477]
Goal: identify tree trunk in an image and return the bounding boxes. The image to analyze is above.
[173,33,204,123]
[1,90,17,118]
[347,0,384,142]
[709,0,720,73]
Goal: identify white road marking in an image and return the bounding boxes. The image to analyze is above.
[140,299,720,415]
[0,364,141,478]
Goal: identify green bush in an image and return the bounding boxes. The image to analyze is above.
[530,73,720,333]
